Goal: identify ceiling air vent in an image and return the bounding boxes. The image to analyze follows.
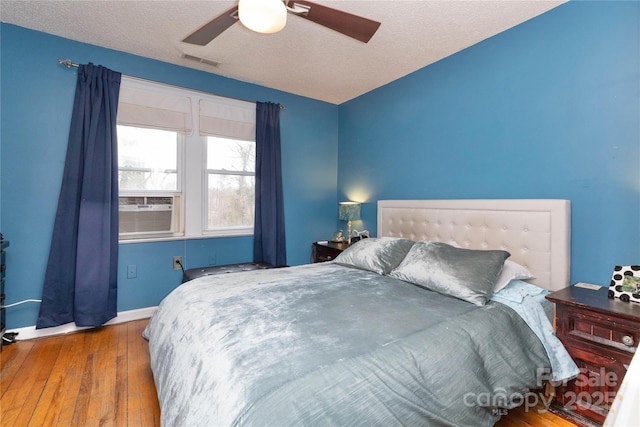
[181,54,221,68]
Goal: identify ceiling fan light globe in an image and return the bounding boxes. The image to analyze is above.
[238,0,287,34]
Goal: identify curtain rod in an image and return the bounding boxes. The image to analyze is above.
[57,59,285,110]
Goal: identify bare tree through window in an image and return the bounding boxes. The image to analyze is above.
[207,137,255,229]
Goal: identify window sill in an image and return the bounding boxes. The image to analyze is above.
[119,232,253,244]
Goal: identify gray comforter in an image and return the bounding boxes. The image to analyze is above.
[143,263,550,427]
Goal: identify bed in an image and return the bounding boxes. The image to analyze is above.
[144,199,578,426]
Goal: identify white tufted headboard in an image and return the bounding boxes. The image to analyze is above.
[377,199,571,292]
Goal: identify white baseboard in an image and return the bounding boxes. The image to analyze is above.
[7,306,158,341]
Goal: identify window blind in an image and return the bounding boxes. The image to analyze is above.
[199,98,255,140]
[117,79,193,133]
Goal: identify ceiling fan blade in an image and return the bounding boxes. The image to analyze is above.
[183,5,239,46]
[287,1,381,43]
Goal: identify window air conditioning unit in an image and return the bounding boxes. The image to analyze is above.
[119,196,175,236]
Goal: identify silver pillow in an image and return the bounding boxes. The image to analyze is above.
[389,241,510,306]
[334,237,415,275]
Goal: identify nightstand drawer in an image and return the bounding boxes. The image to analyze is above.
[554,344,626,424]
[313,245,342,262]
[565,308,639,355]
[311,241,349,263]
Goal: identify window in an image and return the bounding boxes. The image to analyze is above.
[206,137,255,231]
[118,125,180,192]
[116,77,256,241]
[117,125,182,239]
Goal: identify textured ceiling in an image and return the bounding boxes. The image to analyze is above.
[0,0,566,104]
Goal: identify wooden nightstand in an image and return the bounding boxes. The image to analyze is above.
[546,286,640,426]
[311,241,349,263]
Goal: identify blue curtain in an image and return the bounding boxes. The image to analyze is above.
[36,64,121,329]
[253,102,286,266]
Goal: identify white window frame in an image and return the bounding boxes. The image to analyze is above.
[117,77,256,242]
[203,136,256,236]
[116,125,186,241]
[117,126,184,197]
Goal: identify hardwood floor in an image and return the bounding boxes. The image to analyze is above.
[1,319,577,426]
[494,403,577,427]
[1,319,159,426]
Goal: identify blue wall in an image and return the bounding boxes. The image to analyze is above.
[338,1,639,286]
[2,1,638,329]
[0,24,339,328]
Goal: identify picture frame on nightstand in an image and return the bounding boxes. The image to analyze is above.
[608,265,640,303]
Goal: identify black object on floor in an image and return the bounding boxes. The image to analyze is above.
[2,331,18,346]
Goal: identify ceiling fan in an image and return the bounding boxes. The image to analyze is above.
[182,0,381,46]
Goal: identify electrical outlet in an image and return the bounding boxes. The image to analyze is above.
[127,264,137,279]
[173,256,182,270]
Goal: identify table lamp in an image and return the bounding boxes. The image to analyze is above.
[339,202,361,244]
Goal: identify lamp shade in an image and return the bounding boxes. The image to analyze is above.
[339,202,361,221]
[238,0,287,34]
